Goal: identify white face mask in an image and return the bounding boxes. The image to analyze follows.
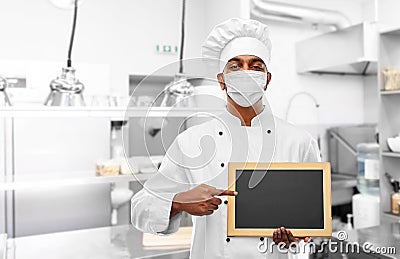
[223,70,267,107]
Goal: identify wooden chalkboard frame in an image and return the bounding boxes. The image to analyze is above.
[227,162,332,237]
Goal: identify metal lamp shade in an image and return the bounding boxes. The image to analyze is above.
[161,74,194,107]
[44,67,85,106]
[0,76,12,106]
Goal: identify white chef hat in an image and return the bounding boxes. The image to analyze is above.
[202,18,272,72]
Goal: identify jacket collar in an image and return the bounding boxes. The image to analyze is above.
[221,105,273,128]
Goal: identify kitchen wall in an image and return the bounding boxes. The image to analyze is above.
[198,0,377,126]
[187,0,379,160]
[364,75,379,124]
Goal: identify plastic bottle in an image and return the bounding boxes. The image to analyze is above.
[111,122,124,159]
[345,214,353,230]
[356,143,380,196]
[385,172,400,214]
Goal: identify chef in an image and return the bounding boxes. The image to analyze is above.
[131,18,320,258]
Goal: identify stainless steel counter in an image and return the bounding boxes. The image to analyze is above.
[327,223,400,259]
[6,225,190,259]
[331,173,357,206]
[348,223,400,259]
[331,173,357,190]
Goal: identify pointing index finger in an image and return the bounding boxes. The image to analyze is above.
[217,190,238,196]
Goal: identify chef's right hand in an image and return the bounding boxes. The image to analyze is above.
[170,184,237,217]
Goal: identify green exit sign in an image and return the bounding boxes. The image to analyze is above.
[156,44,178,54]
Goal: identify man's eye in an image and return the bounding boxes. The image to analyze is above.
[229,64,240,70]
[251,65,263,70]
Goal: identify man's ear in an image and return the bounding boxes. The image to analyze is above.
[265,72,272,90]
[217,73,226,91]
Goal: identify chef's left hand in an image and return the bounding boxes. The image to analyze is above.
[273,227,310,248]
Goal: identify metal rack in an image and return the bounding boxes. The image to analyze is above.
[378,26,400,223]
[0,106,225,120]
[0,105,224,238]
[0,171,155,191]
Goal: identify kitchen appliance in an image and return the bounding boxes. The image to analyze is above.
[328,124,377,175]
[250,0,351,30]
[296,22,378,75]
[327,124,377,207]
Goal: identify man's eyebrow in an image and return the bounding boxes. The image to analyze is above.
[249,57,265,64]
[227,57,242,63]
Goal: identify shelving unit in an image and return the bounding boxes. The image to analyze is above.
[0,103,226,237]
[380,90,400,95]
[380,27,400,36]
[0,172,156,191]
[382,211,400,222]
[381,151,400,158]
[0,106,225,120]
[378,28,400,223]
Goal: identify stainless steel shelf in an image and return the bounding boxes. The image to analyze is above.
[381,90,400,95]
[382,151,400,158]
[0,106,225,119]
[6,224,190,259]
[381,26,400,36]
[382,212,400,222]
[0,172,155,191]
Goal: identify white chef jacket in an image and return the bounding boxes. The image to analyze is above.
[131,107,321,259]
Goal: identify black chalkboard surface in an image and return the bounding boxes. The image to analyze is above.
[227,162,332,237]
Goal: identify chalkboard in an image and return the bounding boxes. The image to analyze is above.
[227,162,332,237]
